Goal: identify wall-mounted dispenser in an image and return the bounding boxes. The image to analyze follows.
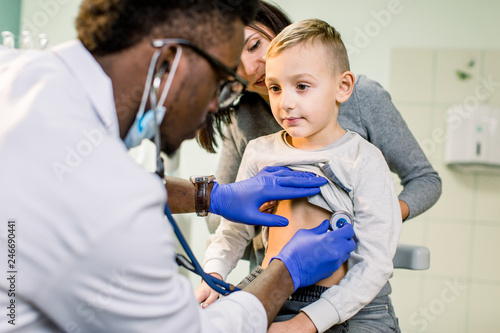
[445,104,500,173]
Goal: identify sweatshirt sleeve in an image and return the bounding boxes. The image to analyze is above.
[301,145,402,332]
[203,217,256,280]
[203,142,258,279]
[354,75,442,220]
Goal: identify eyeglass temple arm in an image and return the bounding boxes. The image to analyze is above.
[151,38,247,87]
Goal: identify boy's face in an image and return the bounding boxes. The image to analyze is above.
[265,42,342,149]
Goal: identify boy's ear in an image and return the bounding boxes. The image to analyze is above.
[336,71,355,104]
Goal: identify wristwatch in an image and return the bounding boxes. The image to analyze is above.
[189,175,215,216]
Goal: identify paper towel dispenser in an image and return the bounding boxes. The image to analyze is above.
[445,104,500,173]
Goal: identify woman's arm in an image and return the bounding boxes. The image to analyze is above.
[353,75,442,220]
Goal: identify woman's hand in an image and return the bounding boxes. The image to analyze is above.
[268,312,317,333]
[399,199,409,221]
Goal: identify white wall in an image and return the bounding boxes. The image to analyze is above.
[389,47,500,333]
[19,0,80,47]
[272,0,500,89]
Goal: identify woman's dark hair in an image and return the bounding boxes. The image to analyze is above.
[76,0,258,56]
[248,1,292,41]
[197,0,292,153]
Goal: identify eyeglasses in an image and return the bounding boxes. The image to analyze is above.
[152,38,247,109]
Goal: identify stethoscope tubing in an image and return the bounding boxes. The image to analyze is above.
[164,204,240,295]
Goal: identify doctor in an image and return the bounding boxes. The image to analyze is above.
[0,0,355,332]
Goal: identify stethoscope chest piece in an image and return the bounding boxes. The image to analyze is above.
[330,211,353,231]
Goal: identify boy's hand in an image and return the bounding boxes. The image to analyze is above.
[210,166,327,226]
[259,200,277,214]
[194,273,222,308]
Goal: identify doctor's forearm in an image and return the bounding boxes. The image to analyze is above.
[164,176,215,214]
[243,260,295,327]
[164,176,196,213]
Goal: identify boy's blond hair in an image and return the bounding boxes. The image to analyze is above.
[265,18,350,74]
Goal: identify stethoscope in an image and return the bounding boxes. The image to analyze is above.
[164,200,353,296]
[329,211,353,231]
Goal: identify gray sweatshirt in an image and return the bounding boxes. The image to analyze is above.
[204,130,402,330]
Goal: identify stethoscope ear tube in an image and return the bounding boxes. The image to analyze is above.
[164,204,240,295]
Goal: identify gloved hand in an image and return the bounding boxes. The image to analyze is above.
[209,166,327,226]
[271,220,355,291]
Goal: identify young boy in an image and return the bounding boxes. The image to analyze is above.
[196,19,402,332]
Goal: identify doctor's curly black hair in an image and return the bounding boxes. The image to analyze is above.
[76,0,258,56]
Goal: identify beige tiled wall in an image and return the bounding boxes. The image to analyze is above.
[389,48,500,333]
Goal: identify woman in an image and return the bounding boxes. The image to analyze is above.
[200,1,441,332]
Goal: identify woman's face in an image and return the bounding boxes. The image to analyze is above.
[237,25,275,99]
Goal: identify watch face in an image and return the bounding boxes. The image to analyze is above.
[190,175,215,183]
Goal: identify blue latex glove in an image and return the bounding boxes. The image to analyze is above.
[271,220,355,291]
[209,166,327,226]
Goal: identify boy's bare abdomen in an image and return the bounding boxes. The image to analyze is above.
[261,197,348,287]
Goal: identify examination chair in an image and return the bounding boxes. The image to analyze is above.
[239,243,431,271]
[393,244,430,270]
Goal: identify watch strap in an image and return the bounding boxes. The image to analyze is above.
[190,176,215,216]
